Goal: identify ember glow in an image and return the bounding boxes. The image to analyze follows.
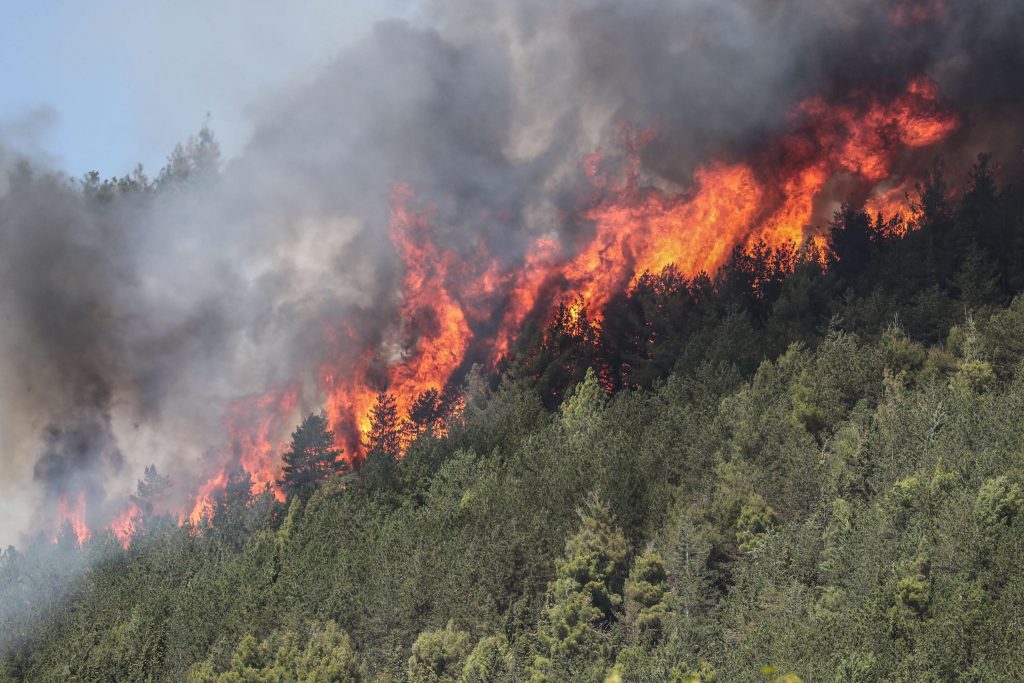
[227,386,301,498]
[372,184,473,440]
[184,385,301,527]
[189,467,230,527]
[890,0,945,28]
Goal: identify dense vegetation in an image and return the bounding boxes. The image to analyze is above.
[3,153,1024,682]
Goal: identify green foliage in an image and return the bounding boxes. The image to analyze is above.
[977,295,1024,378]
[532,496,630,680]
[734,501,777,553]
[458,635,512,683]
[559,367,606,448]
[974,475,1023,530]
[366,391,402,459]
[9,158,1024,681]
[552,496,630,622]
[406,624,472,682]
[158,125,221,187]
[131,464,172,518]
[280,413,347,498]
[187,621,365,682]
[893,556,933,622]
[623,549,672,645]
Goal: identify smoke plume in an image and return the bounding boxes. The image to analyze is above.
[0,0,1022,544]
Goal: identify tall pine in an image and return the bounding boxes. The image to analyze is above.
[360,391,402,492]
[278,413,346,498]
[365,391,401,459]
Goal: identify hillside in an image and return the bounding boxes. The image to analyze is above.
[3,157,1024,681]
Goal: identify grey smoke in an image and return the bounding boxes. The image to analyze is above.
[1,0,1022,545]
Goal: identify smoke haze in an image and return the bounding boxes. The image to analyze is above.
[1,0,1022,544]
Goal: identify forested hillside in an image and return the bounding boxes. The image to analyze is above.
[3,156,1024,682]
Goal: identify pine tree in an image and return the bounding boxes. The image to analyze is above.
[278,413,346,497]
[129,464,171,518]
[406,622,472,682]
[215,466,253,521]
[407,388,444,438]
[365,391,401,459]
[359,392,402,493]
[211,466,255,547]
[622,548,672,646]
[531,495,630,681]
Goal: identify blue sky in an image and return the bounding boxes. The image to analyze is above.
[1,1,412,178]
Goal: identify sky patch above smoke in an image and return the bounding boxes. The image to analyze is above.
[1,0,414,177]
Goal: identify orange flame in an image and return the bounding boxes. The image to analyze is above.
[497,76,957,330]
[571,159,764,315]
[57,491,90,546]
[491,236,562,362]
[189,467,229,526]
[111,504,139,548]
[89,76,960,539]
[385,184,473,434]
[866,181,916,235]
[227,385,300,497]
[186,384,300,526]
[321,184,475,454]
[318,76,959,467]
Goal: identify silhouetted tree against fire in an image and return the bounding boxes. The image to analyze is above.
[360,391,401,493]
[828,203,874,284]
[959,155,1000,255]
[525,296,602,409]
[365,391,401,459]
[406,388,446,440]
[601,265,696,390]
[210,466,254,548]
[216,467,253,519]
[278,413,346,498]
[909,162,956,286]
[763,248,832,352]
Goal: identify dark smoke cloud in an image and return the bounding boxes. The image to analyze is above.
[1,0,1022,543]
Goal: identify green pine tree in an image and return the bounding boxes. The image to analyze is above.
[278,413,347,498]
[532,494,630,681]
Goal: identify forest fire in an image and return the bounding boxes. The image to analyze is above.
[312,76,957,455]
[866,181,917,235]
[111,504,139,549]
[187,385,301,526]
[11,4,1024,679]
[56,492,90,546]
[107,73,958,545]
[227,386,301,499]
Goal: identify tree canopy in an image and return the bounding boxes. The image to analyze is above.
[5,154,1024,681]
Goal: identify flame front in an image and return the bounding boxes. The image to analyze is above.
[72,75,960,539]
[111,504,139,548]
[240,76,960,503]
[379,184,473,439]
[56,491,90,546]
